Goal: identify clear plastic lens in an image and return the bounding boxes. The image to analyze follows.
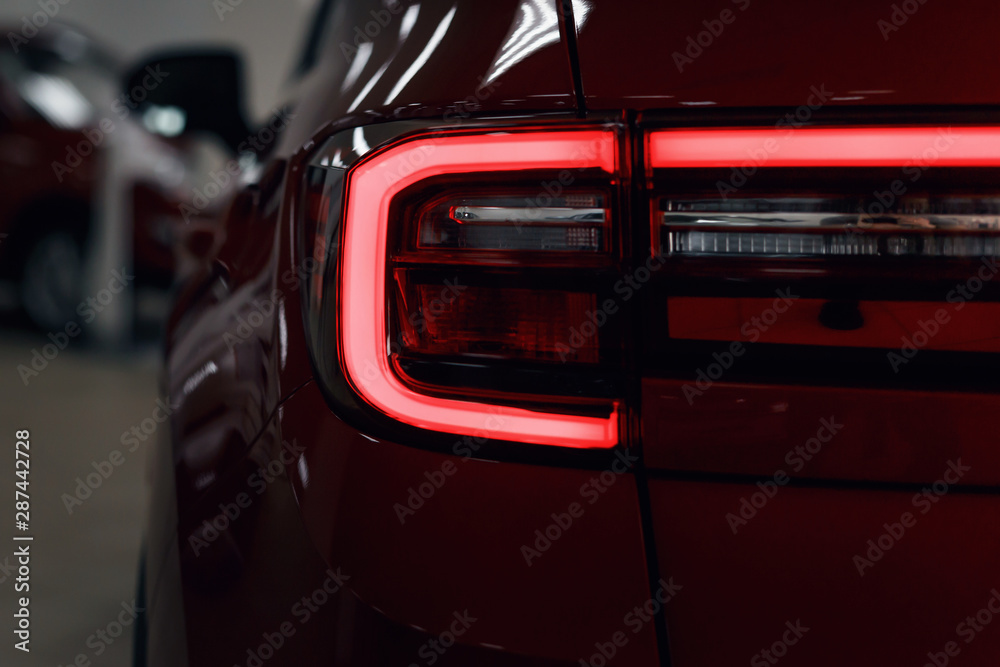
[418,194,608,252]
[662,196,1000,257]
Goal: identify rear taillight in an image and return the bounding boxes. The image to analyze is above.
[300,122,1000,450]
[661,195,1000,258]
[301,126,622,450]
[649,127,1000,262]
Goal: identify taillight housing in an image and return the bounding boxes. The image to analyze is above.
[300,124,624,451]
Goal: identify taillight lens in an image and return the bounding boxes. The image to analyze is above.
[660,195,1000,258]
[648,126,1000,167]
[392,280,600,364]
[649,127,1000,262]
[302,126,622,450]
[411,193,609,253]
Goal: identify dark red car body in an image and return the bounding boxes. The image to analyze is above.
[141,1,1000,666]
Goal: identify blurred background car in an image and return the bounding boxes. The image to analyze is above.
[0,23,197,334]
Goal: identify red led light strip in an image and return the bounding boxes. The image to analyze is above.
[340,130,619,449]
[649,126,1000,168]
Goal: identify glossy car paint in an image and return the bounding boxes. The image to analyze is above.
[168,382,656,665]
[145,1,1000,665]
[574,0,1000,109]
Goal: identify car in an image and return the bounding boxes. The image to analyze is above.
[0,23,196,333]
[135,1,1000,665]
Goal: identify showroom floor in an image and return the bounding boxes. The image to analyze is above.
[0,331,156,667]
